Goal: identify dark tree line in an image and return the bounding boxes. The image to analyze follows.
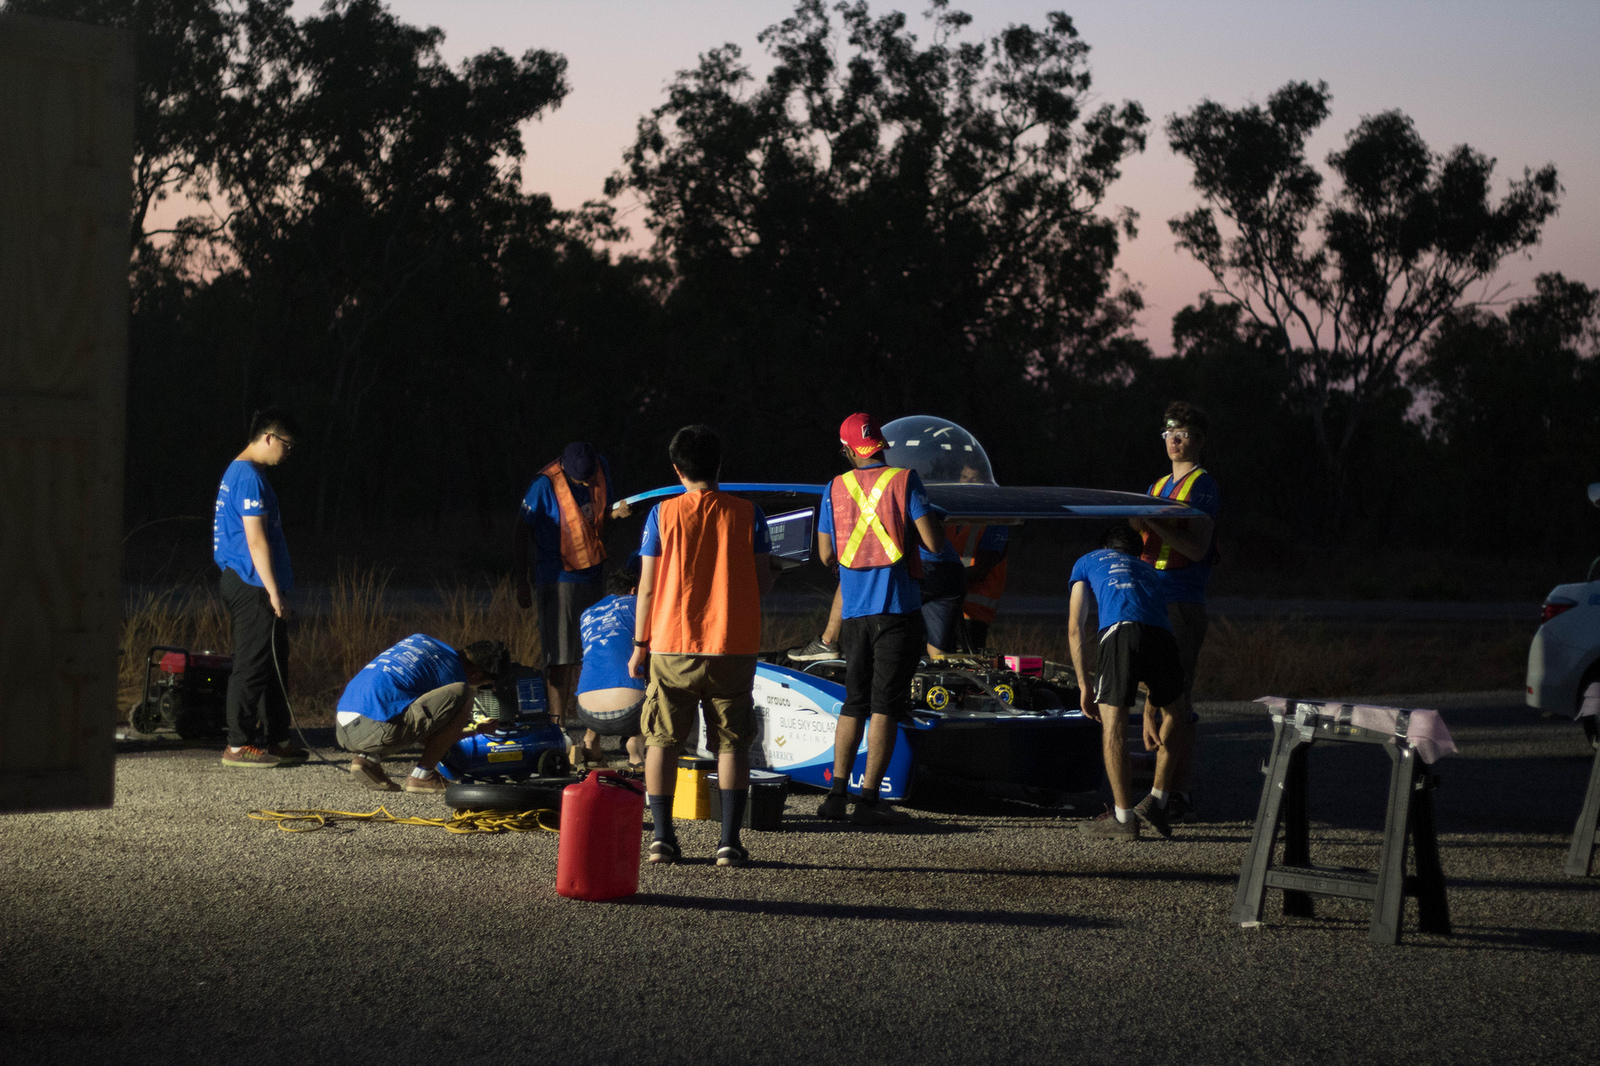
[7,0,1594,578]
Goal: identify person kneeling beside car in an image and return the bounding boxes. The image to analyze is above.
[335,634,508,793]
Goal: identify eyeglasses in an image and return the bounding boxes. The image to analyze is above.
[1161,429,1191,442]
[270,433,295,452]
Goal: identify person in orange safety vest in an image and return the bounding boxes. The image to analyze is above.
[945,521,1009,651]
[627,425,778,868]
[514,442,632,765]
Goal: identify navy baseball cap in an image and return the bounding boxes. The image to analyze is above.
[560,442,599,483]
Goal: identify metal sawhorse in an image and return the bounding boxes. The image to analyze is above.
[1231,699,1451,945]
[1565,731,1600,876]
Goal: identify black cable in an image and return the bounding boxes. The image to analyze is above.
[270,614,343,771]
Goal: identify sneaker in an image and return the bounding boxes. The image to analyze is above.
[402,770,447,794]
[1079,807,1139,841]
[267,740,309,764]
[350,756,398,792]
[851,802,912,827]
[221,745,282,769]
[647,839,681,865]
[1132,794,1173,838]
[715,845,750,868]
[816,793,852,820]
[787,636,842,662]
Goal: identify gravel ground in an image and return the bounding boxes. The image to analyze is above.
[3,691,1597,1065]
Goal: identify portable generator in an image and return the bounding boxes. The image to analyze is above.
[439,664,570,783]
[128,645,231,738]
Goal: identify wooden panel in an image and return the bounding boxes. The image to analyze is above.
[0,14,133,811]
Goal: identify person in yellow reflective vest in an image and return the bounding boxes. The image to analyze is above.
[1128,402,1220,824]
[813,413,947,827]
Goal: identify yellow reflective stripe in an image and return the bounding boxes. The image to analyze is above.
[1170,467,1206,502]
[1152,468,1206,569]
[838,470,903,568]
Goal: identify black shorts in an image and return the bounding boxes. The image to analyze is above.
[839,611,925,721]
[1094,622,1183,709]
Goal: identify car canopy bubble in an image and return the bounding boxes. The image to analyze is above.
[882,416,996,485]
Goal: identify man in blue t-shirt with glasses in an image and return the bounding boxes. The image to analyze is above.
[1068,523,1187,842]
[212,407,301,769]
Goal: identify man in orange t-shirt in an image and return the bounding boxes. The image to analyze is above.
[627,425,778,868]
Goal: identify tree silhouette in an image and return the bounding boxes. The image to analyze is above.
[1408,273,1600,555]
[196,0,571,532]
[3,0,240,249]
[1167,81,1561,529]
[608,0,1149,480]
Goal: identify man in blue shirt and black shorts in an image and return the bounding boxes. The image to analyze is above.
[1068,524,1186,841]
[814,413,948,827]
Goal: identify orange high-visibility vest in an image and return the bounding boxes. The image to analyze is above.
[946,523,1008,624]
[1140,467,1209,571]
[830,466,923,579]
[648,490,762,655]
[539,458,608,572]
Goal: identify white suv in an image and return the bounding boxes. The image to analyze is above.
[1526,482,1600,749]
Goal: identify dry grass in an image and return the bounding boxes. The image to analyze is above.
[1192,616,1529,701]
[121,578,1530,726]
[120,568,546,724]
[981,616,1527,701]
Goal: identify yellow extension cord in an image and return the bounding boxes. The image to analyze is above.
[247,806,561,834]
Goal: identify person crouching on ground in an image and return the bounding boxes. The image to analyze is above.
[336,635,508,793]
[628,425,778,868]
[574,561,649,769]
[1068,524,1187,841]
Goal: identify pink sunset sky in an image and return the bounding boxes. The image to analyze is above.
[288,0,1599,356]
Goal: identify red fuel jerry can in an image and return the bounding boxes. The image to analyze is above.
[556,771,647,901]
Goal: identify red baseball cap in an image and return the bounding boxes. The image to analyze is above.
[839,412,886,458]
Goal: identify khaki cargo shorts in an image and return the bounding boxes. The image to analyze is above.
[640,653,757,753]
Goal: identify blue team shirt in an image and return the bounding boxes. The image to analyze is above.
[1069,549,1171,632]
[1147,470,1220,604]
[976,525,1010,554]
[213,459,293,591]
[576,594,646,695]
[819,465,933,619]
[639,495,773,558]
[519,456,612,585]
[336,634,466,723]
